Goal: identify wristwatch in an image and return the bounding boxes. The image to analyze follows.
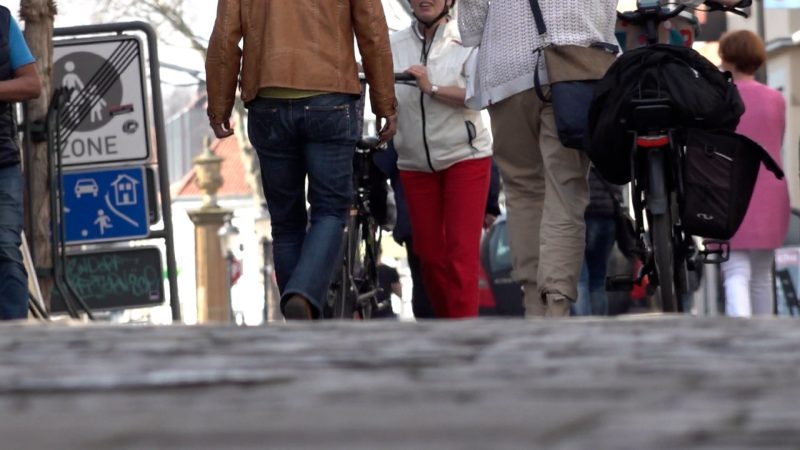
[429,85,439,97]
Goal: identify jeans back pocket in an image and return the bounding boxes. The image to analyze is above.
[305,94,358,144]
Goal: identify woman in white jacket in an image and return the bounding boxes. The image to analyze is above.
[391,0,493,318]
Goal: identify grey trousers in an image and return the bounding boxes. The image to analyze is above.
[488,88,590,317]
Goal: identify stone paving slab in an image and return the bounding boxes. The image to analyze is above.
[0,317,798,449]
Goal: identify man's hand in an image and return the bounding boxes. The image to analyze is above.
[210,119,234,139]
[405,65,434,95]
[377,113,397,144]
[483,214,497,230]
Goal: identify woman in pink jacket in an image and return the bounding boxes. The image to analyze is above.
[719,30,790,317]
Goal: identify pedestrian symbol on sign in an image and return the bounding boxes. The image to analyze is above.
[62,61,84,103]
[88,85,107,123]
[93,210,113,235]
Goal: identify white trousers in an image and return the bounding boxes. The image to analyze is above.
[720,250,775,317]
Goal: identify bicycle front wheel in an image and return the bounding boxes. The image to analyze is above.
[353,217,380,320]
[647,152,678,313]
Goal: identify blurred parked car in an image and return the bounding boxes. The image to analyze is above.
[479,213,637,317]
[479,215,524,316]
[783,208,800,247]
[774,208,800,316]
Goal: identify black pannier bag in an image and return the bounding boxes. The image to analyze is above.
[587,44,745,184]
[679,128,783,240]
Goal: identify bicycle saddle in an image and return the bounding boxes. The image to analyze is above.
[626,97,676,133]
[356,136,385,152]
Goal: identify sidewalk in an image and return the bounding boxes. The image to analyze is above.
[1,317,798,449]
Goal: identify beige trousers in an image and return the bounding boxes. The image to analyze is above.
[488,88,590,317]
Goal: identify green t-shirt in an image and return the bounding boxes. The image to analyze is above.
[257,87,327,99]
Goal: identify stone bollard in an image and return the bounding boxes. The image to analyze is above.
[188,137,231,323]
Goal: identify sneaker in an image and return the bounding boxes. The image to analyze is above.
[283,294,313,320]
[544,293,571,318]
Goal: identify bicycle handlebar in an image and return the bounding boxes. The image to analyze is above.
[393,73,416,82]
[617,4,685,25]
[357,72,417,83]
[703,0,751,17]
[618,0,750,24]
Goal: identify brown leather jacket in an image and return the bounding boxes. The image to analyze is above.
[206,0,397,124]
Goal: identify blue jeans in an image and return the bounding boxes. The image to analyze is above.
[247,94,358,317]
[574,215,615,316]
[0,164,28,320]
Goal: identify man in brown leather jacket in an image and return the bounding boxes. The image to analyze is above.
[206,0,398,320]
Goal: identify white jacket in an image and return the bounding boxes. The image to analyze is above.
[390,20,492,173]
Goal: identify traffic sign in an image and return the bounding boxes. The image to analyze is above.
[53,35,151,167]
[62,166,150,244]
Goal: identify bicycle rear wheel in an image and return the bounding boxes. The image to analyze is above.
[330,212,359,319]
[647,151,678,313]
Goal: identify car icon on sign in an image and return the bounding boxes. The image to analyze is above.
[75,178,99,198]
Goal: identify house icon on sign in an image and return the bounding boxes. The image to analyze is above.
[111,174,139,206]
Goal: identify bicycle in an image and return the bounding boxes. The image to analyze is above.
[604,0,751,313]
[326,73,416,320]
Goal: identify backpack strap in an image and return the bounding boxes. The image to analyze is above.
[527,0,550,102]
[526,0,547,38]
[737,132,785,179]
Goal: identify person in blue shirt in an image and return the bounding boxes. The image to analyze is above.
[0,7,42,320]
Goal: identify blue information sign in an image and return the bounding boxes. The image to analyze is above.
[63,166,149,244]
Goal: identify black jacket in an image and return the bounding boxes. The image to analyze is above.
[0,6,21,168]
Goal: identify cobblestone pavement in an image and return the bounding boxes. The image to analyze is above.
[1,317,799,449]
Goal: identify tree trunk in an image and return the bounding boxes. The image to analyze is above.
[19,0,57,304]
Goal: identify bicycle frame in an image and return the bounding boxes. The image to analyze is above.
[326,133,387,320]
[327,73,417,320]
[608,1,746,312]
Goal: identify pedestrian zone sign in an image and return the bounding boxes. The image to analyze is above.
[62,166,150,244]
[53,35,151,167]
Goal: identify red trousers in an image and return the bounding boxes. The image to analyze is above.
[400,157,491,318]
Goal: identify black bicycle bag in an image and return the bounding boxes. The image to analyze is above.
[588,44,745,184]
[679,128,783,240]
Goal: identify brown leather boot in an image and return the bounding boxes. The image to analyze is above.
[544,293,571,318]
[283,294,313,320]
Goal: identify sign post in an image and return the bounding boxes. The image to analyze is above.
[53,22,181,320]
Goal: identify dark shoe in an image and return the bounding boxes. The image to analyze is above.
[283,295,313,320]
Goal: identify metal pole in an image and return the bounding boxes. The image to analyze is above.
[46,90,79,318]
[54,22,182,321]
[54,91,95,320]
[262,237,273,323]
[226,251,235,324]
[755,0,767,83]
